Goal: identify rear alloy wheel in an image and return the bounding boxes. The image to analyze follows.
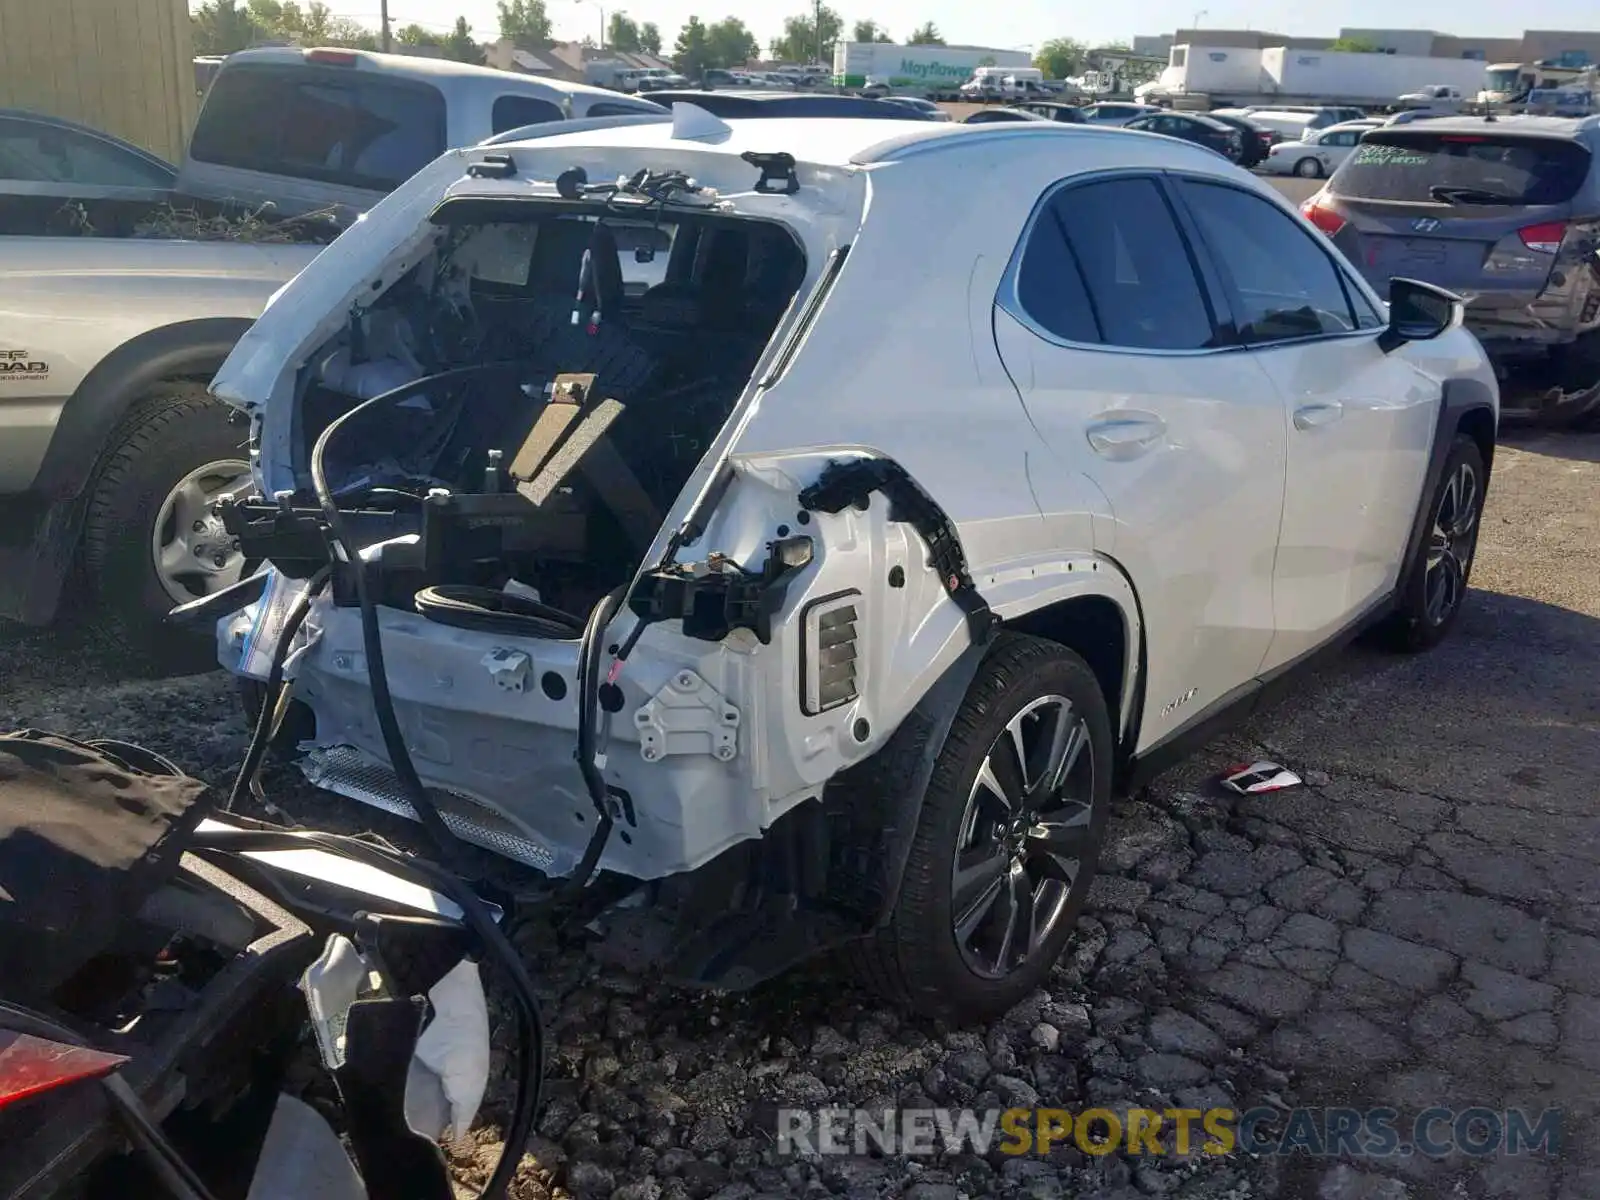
[847,633,1112,1023]
[1376,434,1486,653]
[1294,157,1323,178]
[952,695,1097,980]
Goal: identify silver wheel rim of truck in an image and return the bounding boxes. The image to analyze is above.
[151,459,254,605]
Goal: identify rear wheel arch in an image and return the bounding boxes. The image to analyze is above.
[1456,403,1497,478]
[1004,593,1132,740]
[30,317,255,502]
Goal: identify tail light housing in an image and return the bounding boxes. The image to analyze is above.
[1301,195,1347,238]
[1517,221,1567,254]
[0,1032,126,1110]
[306,49,359,66]
[800,592,860,715]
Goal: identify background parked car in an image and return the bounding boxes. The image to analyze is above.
[879,95,951,120]
[1123,111,1244,161]
[1014,100,1089,124]
[1077,102,1161,127]
[963,107,1052,124]
[0,108,177,221]
[1221,108,1317,143]
[1259,119,1383,178]
[1303,115,1600,427]
[1242,104,1367,129]
[633,69,690,93]
[1202,111,1271,167]
[178,47,664,220]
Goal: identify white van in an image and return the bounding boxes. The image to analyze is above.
[961,66,1044,99]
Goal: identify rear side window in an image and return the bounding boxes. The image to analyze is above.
[1330,133,1592,205]
[1015,177,1218,351]
[1177,180,1374,342]
[190,65,446,191]
[492,94,565,132]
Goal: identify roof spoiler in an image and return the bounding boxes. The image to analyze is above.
[478,111,672,147]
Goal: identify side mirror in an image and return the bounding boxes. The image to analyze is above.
[1378,276,1464,353]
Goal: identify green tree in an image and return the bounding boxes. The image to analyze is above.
[769,5,841,63]
[244,0,293,39]
[443,16,485,63]
[1035,37,1087,78]
[639,22,662,54]
[852,19,891,43]
[192,0,260,53]
[498,0,553,48]
[235,0,375,47]
[298,1,334,41]
[325,17,378,48]
[906,22,943,46]
[1329,36,1381,52]
[608,13,642,51]
[706,17,759,67]
[396,23,439,48]
[674,16,712,75]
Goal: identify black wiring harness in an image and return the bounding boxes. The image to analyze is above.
[413,584,584,640]
[210,361,558,1200]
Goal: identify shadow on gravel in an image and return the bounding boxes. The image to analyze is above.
[1113,586,1599,1200]
[1497,428,1600,464]
[0,613,221,691]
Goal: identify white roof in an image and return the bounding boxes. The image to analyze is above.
[489,108,1163,171]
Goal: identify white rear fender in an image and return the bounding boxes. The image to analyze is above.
[627,448,973,808]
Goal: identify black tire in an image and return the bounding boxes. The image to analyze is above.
[1294,157,1323,178]
[1375,434,1486,653]
[847,633,1113,1024]
[81,385,252,675]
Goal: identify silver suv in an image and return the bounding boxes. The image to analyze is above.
[1303,114,1600,426]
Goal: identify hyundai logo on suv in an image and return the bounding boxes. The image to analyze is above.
[1412,217,1442,232]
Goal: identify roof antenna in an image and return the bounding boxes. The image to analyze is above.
[670,102,733,143]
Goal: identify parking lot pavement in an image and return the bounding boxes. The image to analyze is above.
[0,425,1593,1196]
[1099,430,1600,1198]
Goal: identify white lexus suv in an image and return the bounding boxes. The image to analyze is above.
[206,107,1498,1022]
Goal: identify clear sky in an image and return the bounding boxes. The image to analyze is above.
[315,0,1594,53]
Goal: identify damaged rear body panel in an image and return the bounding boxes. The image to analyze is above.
[209,118,1125,890]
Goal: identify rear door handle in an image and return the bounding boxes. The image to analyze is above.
[1086,414,1166,460]
[1293,402,1344,430]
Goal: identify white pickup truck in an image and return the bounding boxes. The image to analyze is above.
[0,50,666,671]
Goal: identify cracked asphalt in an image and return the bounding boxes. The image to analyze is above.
[0,429,1594,1200]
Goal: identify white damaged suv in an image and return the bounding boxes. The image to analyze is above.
[208,108,1498,1021]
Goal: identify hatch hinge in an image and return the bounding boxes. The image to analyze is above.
[741,151,799,195]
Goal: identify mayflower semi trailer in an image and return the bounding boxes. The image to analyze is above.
[1141,43,1487,110]
[832,42,1032,97]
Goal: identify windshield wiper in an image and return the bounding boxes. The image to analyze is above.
[1428,185,1520,205]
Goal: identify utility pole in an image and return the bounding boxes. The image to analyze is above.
[814,0,822,66]
[380,0,391,50]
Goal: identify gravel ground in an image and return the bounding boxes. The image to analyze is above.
[1,430,1595,1200]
